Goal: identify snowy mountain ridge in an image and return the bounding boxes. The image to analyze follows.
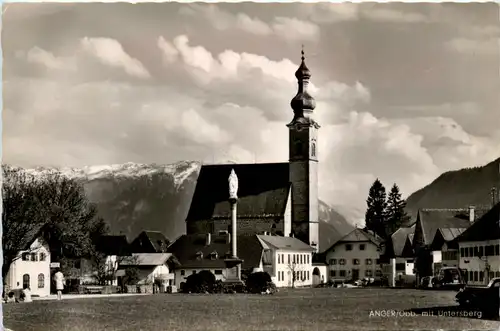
[20,160,202,188]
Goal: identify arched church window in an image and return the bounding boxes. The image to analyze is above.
[23,274,30,289]
[311,143,316,157]
[38,273,45,288]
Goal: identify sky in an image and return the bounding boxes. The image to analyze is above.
[3,2,500,223]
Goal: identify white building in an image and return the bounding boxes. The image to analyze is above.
[257,235,314,288]
[5,236,51,297]
[391,226,416,277]
[323,228,384,282]
[453,202,500,285]
[117,253,175,285]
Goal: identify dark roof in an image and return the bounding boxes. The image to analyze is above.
[257,235,314,251]
[391,225,415,257]
[430,228,466,251]
[186,163,290,221]
[131,231,170,253]
[324,228,383,253]
[401,235,415,258]
[167,234,264,270]
[417,209,471,246]
[453,202,500,243]
[120,253,173,266]
[20,223,47,251]
[95,235,131,256]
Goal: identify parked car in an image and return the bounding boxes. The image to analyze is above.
[455,277,500,319]
[432,267,466,291]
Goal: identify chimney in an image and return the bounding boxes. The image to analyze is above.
[468,206,475,223]
[205,233,211,246]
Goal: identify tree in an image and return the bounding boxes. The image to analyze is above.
[385,184,411,236]
[287,258,305,288]
[2,165,105,282]
[246,272,272,293]
[365,179,388,239]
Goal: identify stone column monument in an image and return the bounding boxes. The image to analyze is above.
[224,169,244,286]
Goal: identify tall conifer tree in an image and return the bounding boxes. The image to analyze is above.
[385,184,410,236]
[364,179,387,239]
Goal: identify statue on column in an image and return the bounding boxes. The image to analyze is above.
[229,169,238,200]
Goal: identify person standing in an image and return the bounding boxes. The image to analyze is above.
[21,285,32,303]
[54,268,65,300]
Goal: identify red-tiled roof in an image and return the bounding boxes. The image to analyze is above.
[186,163,290,221]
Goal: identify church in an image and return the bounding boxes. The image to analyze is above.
[185,50,320,252]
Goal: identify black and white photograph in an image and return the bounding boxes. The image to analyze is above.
[1,2,500,330]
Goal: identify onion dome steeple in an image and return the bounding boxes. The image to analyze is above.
[290,47,316,122]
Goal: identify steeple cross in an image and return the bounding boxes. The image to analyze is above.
[301,44,305,61]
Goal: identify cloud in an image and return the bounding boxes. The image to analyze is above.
[80,37,151,79]
[306,3,428,24]
[17,47,76,71]
[179,4,320,42]
[157,36,179,65]
[157,35,368,124]
[16,38,152,80]
[361,7,428,23]
[445,37,499,55]
[395,117,500,171]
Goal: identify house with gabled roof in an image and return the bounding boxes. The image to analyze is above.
[116,253,177,286]
[321,228,385,282]
[391,225,416,276]
[130,231,170,253]
[257,235,315,287]
[451,202,500,285]
[5,223,51,297]
[413,208,473,278]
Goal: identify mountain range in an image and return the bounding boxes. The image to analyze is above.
[404,157,500,225]
[13,156,499,248]
[21,161,354,250]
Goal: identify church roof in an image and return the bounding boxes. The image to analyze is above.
[186,163,291,221]
[167,234,264,270]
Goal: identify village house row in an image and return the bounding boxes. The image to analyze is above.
[6,50,500,295]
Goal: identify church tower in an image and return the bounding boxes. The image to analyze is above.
[287,49,320,252]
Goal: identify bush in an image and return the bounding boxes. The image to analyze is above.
[184,270,216,293]
[123,268,140,285]
[246,272,273,294]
